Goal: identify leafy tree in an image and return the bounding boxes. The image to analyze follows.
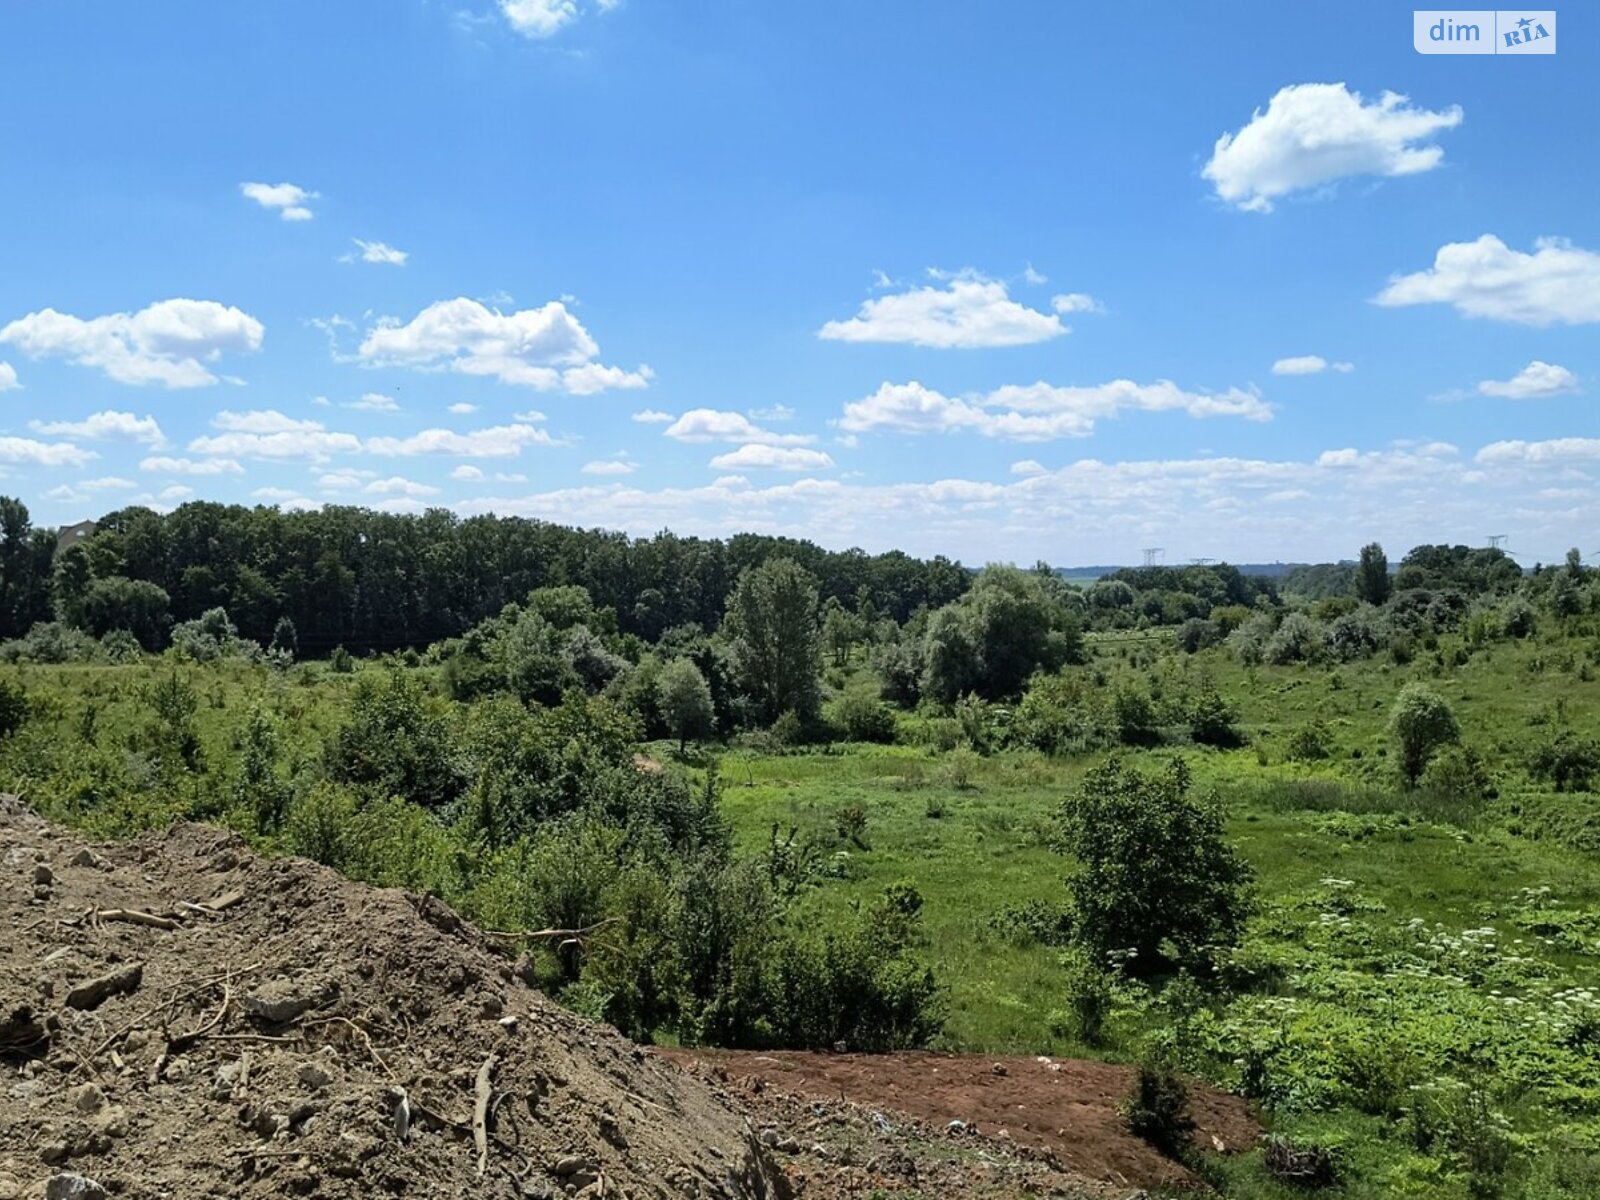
[1355,542,1391,605]
[1388,683,1460,787]
[821,597,866,668]
[326,669,465,808]
[1058,757,1252,975]
[0,498,55,638]
[722,557,822,723]
[82,576,172,649]
[271,616,299,659]
[921,565,1083,703]
[52,542,93,627]
[656,657,715,752]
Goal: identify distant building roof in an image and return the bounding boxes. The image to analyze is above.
[56,519,97,549]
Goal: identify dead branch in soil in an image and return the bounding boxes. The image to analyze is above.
[474,1053,496,1177]
[96,908,180,931]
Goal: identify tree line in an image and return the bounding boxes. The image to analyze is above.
[0,498,972,653]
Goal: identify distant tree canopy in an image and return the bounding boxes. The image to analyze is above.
[1355,542,1391,606]
[1395,544,1523,595]
[723,557,824,723]
[921,565,1085,703]
[0,499,972,650]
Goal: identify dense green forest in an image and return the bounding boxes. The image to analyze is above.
[5,497,1600,1197]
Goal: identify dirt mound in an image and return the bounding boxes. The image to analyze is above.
[1,799,789,1200]
[1,798,1227,1198]
[660,1050,1258,1191]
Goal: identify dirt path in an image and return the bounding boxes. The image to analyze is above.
[661,1048,1259,1191]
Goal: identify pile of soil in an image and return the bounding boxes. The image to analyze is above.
[1,797,1250,1198]
[661,1050,1258,1192]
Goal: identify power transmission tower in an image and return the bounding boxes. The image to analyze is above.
[1190,557,1215,566]
[1141,547,1164,568]
[1486,534,1508,550]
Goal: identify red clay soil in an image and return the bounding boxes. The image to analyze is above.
[660,1048,1261,1191]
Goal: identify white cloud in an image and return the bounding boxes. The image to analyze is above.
[29,410,166,446]
[0,437,96,467]
[190,410,361,461]
[0,298,263,387]
[581,459,637,476]
[157,485,193,502]
[499,0,578,37]
[240,181,317,221]
[708,444,835,472]
[1478,361,1580,400]
[1271,355,1354,375]
[357,297,650,392]
[252,486,301,501]
[1204,83,1462,212]
[0,362,17,391]
[1476,438,1600,465]
[78,477,135,492]
[1011,459,1047,476]
[318,472,365,491]
[838,379,1271,442]
[448,403,479,415]
[749,404,796,422]
[349,392,401,412]
[632,409,674,423]
[365,423,558,458]
[365,476,442,497]
[663,409,816,446]
[1376,235,1600,325]
[1050,293,1103,315]
[818,273,1067,348]
[139,456,243,476]
[347,239,407,266]
[712,475,748,488]
[451,464,485,481]
[443,438,1595,565]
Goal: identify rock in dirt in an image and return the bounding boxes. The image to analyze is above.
[44,1174,106,1200]
[64,963,142,1011]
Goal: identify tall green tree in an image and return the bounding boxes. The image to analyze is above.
[722,557,822,723]
[1354,542,1391,606]
[1389,682,1459,787]
[0,498,55,638]
[656,657,715,752]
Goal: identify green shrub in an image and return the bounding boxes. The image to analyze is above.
[1529,729,1600,792]
[325,669,464,808]
[1389,682,1459,787]
[0,675,28,739]
[1123,1048,1192,1158]
[827,688,897,744]
[1286,720,1334,762]
[1187,682,1242,747]
[1058,758,1253,975]
[1057,947,1114,1046]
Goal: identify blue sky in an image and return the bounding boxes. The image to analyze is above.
[0,1,1594,565]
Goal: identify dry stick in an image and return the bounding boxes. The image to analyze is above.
[473,1054,497,1178]
[97,908,180,931]
[481,918,619,943]
[85,961,262,1065]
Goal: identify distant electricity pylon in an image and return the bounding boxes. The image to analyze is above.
[1486,534,1508,550]
[1190,557,1216,566]
[1141,547,1165,568]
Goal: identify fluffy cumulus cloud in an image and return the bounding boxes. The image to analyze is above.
[1011,459,1047,476]
[357,297,650,392]
[0,362,17,391]
[0,436,96,467]
[365,476,441,497]
[663,409,815,446]
[708,445,836,472]
[818,273,1067,349]
[1272,355,1354,375]
[1376,236,1600,325]
[349,392,401,412]
[1478,361,1580,400]
[1476,438,1600,465]
[239,181,317,221]
[448,403,479,415]
[838,379,1271,442]
[632,409,673,423]
[140,456,243,476]
[499,0,577,37]
[365,423,558,458]
[346,239,407,266]
[451,464,485,481]
[188,410,361,462]
[581,459,637,476]
[29,410,166,446]
[1051,293,1103,315]
[1204,83,1462,212]
[0,299,263,387]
